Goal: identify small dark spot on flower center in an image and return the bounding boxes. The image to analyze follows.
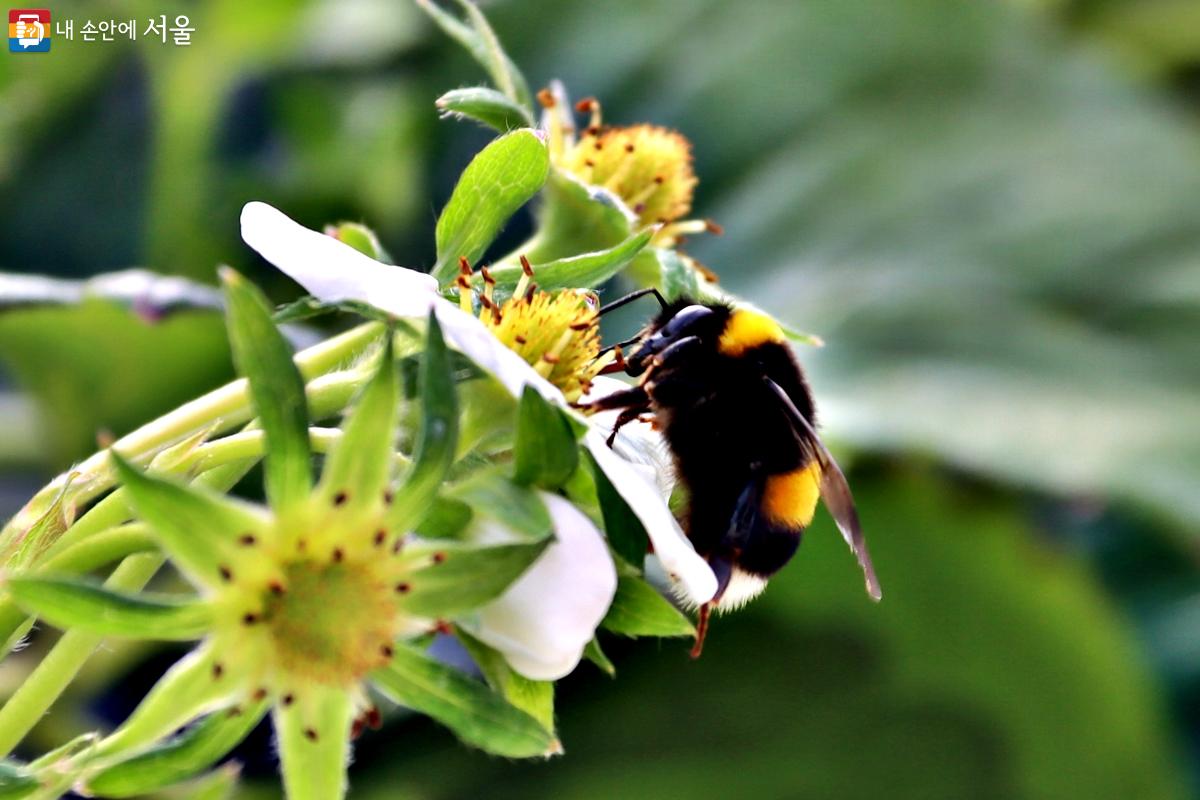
[333,491,349,507]
[238,533,257,546]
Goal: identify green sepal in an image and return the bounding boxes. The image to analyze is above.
[448,466,552,540]
[159,763,241,800]
[416,0,532,110]
[0,761,37,800]
[86,700,268,798]
[273,296,397,325]
[111,452,270,590]
[91,647,239,760]
[436,87,533,132]
[328,221,390,262]
[371,641,556,758]
[3,474,76,570]
[220,268,312,514]
[519,171,633,266]
[581,449,650,568]
[414,497,474,540]
[512,387,579,490]
[274,685,352,800]
[583,638,616,677]
[658,247,701,303]
[317,334,397,512]
[388,312,458,533]
[491,228,656,300]
[601,575,695,638]
[456,628,555,733]
[6,576,211,641]
[396,539,550,618]
[431,129,549,284]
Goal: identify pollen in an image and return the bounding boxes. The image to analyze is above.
[459,258,611,403]
[561,124,697,229]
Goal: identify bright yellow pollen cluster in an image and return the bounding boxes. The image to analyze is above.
[457,257,610,403]
[561,123,697,228]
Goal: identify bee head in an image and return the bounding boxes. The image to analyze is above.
[626,301,730,375]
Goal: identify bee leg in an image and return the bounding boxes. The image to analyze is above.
[689,557,733,659]
[572,384,649,412]
[606,405,653,448]
[690,604,711,659]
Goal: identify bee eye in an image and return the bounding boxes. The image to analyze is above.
[661,304,714,339]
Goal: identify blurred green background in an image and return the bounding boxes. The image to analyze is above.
[4,0,1200,797]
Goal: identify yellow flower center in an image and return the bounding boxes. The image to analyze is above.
[262,559,397,686]
[457,257,611,402]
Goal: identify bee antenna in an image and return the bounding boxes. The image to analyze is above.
[598,287,668,317]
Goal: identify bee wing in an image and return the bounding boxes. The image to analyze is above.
[763,378,883,601]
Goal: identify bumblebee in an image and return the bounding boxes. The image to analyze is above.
[580,291,882,655]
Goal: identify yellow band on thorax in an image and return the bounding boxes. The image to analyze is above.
[718,309,785,356]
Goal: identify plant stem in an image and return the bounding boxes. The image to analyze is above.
[0,552,163,756]
[0,458,262,749]
[0,323,383,543]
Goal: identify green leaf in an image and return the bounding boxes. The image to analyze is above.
[273,686,352,800]
[512,387,579,489]
[431,130,550,284]
[437,87,534,132]
[317,335,397,511]
[457,629,555,733]
[372,641,556,758]
[111,452,270,590]
[86,701,268,798]
[6,576,211,640]
[493,228,657,299]
[582,449,650,568]
[449,466,552,539]
[416,0,532,110]
[583,638,615,677]
[601,576,695,638]
[91,647,236,760]
[220,268,312,514]
[396,540,551,618]
[388,312,458,532]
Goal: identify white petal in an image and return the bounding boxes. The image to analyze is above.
[583,431,716,604]
[582,377,676,497]
[430,303,565,404]
[240,201,440,317]
[462,493,617,681]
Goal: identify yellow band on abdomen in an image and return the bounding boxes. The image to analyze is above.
[762,462,822,529]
